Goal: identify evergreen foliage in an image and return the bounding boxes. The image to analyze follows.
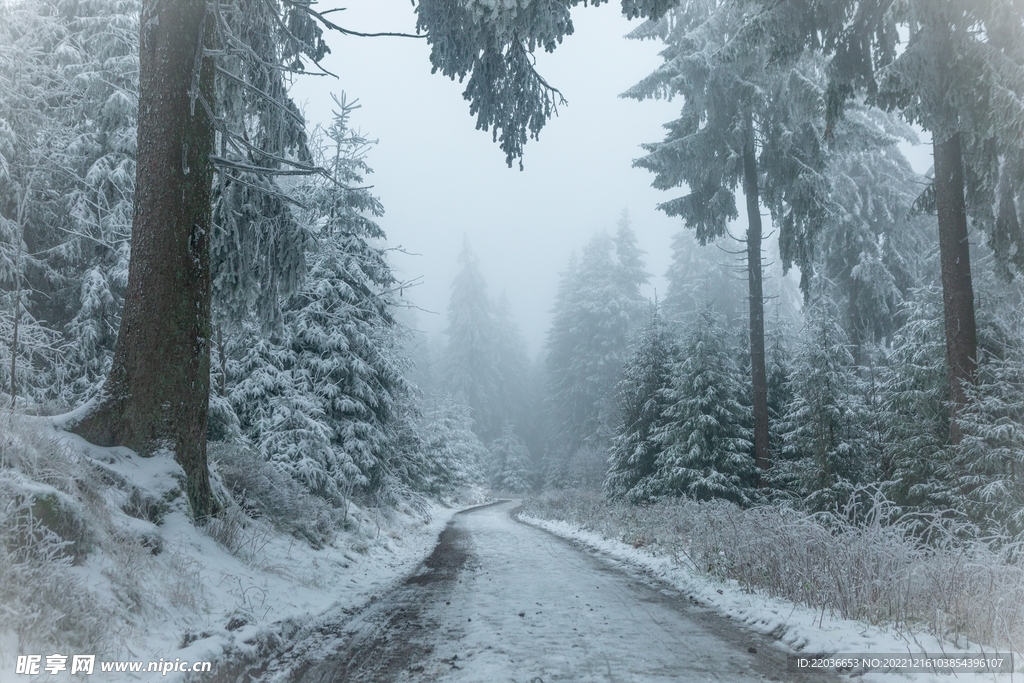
[444,238,501,441]
[818,101,937,355]
[877,290,952,513]
[646,303,755,505]
[949,310,1024,536]
[545,223,650,459]
[776,296,875,511]
[417,396,487,497]
[487,422,534,494]
[605,306,680,503]
[225,104,412,502]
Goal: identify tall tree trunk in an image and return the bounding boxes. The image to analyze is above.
[10,289,19,408]
[933,132,977,444]
[742,116,771,480]
[73,0,216,517]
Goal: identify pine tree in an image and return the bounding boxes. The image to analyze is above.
[605,306,680,503]
[487,422,534,494]
[663,230,745,325]
[765,315,794,459]
[493,292,533,444]
[819,101,937,359]
[444,238,501,441]
[776,296,874,511]
[626,1,832,480]
[226,102,412,502]
[545,225,650,460]
[646,302,756,504]
[813,0,1024,441]
[418,395,487,497]
[948,307,1024,536]
[878,290,953,514]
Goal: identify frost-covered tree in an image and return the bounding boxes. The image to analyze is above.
[663,231,745,326]
[418,395,487,497]
[819,102,937,358]
[626,1,831,479]
[646,302,755,504]
[814,0,1024,441]
[877,290,952,513]
[487,422,533,494]
[545,224,649,462]
[444,238,501,441]
[776,296,875,510]
[765,315,794,459]
[226,103,411,502]
[605,306,680,503]
[67,0,335,516]
[0,2,76,405]
[947,309,1024,536]
[493,292,534,444]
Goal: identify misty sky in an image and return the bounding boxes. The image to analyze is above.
[290,2,934,355]
[290,1,684,354]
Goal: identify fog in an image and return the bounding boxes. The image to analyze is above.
[290,1,682,354]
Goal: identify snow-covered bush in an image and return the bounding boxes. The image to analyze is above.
[523,489,1024,652]
[0,455,109,655]
[209,442,338,547]
[0,417,123,655]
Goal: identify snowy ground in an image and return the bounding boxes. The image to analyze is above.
[519,510,1020,683]
[255,501,840,682]
[0,415,472,683]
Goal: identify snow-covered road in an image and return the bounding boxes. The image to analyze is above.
[261,501,836,682]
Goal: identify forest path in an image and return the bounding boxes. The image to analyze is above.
[257,501,838,683]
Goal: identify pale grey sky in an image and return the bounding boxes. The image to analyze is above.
[290,3,934,355]
[290,1,681,354]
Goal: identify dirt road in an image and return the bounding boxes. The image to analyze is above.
[254,501,836,683]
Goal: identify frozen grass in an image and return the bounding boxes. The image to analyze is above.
[0,414,462,680]
[209,442,338,548]
[0,414,118,655]
[522,489,1024,653]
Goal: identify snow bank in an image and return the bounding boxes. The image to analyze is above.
[520,491,1024,683]
[0,414,466,682]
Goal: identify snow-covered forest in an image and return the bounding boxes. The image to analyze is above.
[3,0,1024,679]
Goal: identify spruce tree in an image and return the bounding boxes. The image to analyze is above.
[878,290,953,514]
[605,306,680,503]
[418,396,487,497]
[648,302,756,505]
[777,296,874,511]
[948,308,1024,536]
[226,105,410,502]
[487,422,534,494]
[663,230,745,325]
[444,238,501,441]
[626,2,832,480]
[545,225,649,463]
[493,292,533,445]
[819,101,937,358]
[812,0,1024,441]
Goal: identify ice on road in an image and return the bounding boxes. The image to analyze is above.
[275,501,833,683]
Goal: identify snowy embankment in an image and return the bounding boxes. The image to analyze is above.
[0,414,477,682]
[519,491,1024,683]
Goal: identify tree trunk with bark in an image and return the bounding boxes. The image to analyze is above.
[933,132,977,444]
[73,0,217,517]
[742,117,771,480]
